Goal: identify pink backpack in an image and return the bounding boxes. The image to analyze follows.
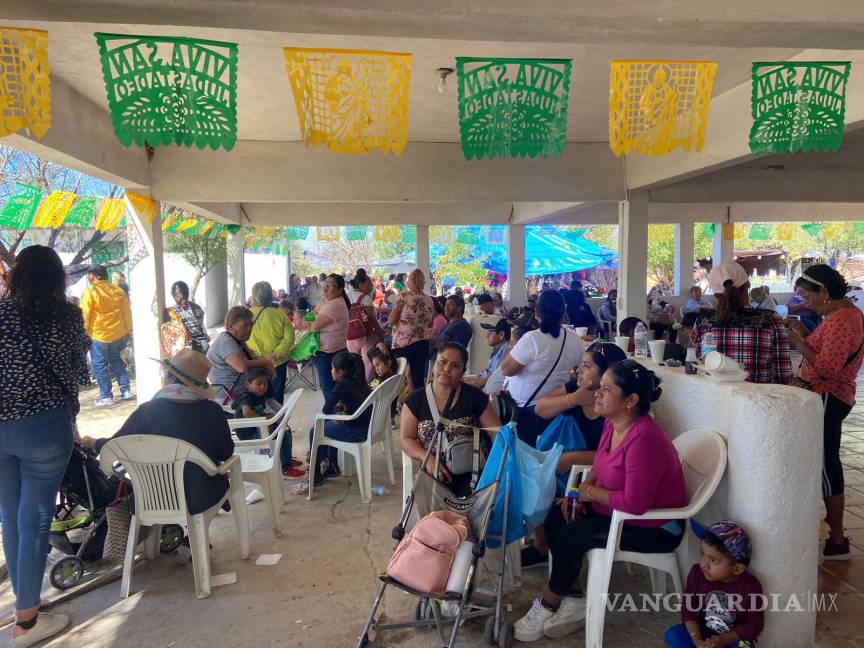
[386,510,470,596]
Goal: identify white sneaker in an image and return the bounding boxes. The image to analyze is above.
[514,598,555,642]
[120,389,134,401]
[12,612,70,648]
[93,397,115,408]
[543,596,586,639]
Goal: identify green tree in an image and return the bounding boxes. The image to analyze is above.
[432,242,490,293]
[164,228,227,298]
[583,225,618,252]
[647,224,674,289]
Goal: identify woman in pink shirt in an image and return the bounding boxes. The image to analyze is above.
[389,269,435,389]
[515,360,687,643]
[301,273,349,401]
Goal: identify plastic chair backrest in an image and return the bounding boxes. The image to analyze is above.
[369,373,404,442]
[271,389,303,459]
[671,428,727,512]
[396,357,408,377]
[99,435,217,525]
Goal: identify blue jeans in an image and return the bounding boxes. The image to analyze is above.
[0,407,73,609]
[91,337,131,399]
[664,624,756,647]
[312,351,337,403]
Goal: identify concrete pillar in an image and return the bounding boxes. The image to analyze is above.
[416,225,430,289]
[227,230,245,306]
[124,195,166,402]
[674,222,694,296]
[507,224,526,306]
[204,260,228,327]
[712,222,734,267]
[617,193,649,323]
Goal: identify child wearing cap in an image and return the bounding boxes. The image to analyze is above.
[665,520,764,648]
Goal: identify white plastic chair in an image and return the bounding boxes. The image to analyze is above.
[308,372,403,503]
[227,393,299,456]
[100,435,251,599]
[231,389,303,536]
[583,428,727,648]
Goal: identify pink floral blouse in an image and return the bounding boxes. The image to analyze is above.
[391,291,435,349]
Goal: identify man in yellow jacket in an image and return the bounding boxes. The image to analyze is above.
[81,265,134,406]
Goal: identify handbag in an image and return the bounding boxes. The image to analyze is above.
[425,384,485,476]
[346,293,376,341]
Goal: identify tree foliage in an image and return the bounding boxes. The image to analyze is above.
[432,242,490,293]
[163,229,227,298]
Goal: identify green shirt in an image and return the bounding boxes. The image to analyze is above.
[247,306,295,366]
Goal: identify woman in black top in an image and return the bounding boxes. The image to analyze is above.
[298,351,372,492]
[0,246,88,645]
[524,342,627,569]
[401,342,501,497]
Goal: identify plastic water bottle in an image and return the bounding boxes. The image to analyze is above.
[634,322,648,358]
[371,485,385,496]
[701,330,717,360]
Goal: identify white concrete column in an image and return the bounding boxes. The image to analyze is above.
[507,224,526,306]
[617,193,649,322]
[415,225,430,289]
[124,195,166,402]
[674,222,694,296]
[227,230,245,306]
[712,222,734,267]
[204,260,228,327]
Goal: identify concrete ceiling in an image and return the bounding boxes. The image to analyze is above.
[4,1,864,227]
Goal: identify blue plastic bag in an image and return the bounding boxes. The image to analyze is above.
[536,414,588,495]
[516,437,562,527]
[477,424,525,548]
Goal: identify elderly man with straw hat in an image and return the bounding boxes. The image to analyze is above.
[82,349,234,515]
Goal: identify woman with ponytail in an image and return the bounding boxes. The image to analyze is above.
[295,350,372,494]
[501,290,584,446]
[689,262,791,384]
[297,273,350,402]
[787,264,864,560]
[346,269,385,382]
[514,361,686,642]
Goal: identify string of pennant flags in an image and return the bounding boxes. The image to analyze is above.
[0,26,855,161]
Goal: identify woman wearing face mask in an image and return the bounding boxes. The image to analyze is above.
[514,361,686,642]
[207,306,275,406]
[400,342,500,497]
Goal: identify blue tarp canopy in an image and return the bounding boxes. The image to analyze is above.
[430,226,616,276]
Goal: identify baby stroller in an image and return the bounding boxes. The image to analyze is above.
[358,402,514,648]
[49,442,132,589]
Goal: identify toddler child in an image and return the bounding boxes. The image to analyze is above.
[665,520,764,648]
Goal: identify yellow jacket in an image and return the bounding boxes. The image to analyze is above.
[81,279,133,343]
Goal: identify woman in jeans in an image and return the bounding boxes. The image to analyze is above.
[300,273,349,402]
[389,269,435,389]
[787,264,864,561]
[0,246,88,646]
[346,269,385,383]
[514,361,686,642]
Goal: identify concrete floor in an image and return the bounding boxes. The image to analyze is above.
[2,376,864,647]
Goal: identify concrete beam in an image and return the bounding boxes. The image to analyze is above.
[242,202,512,226]
[6,1,864,48]
[649,161,864,204]
[5,76,149,187]
[646,201,864,223]
[626,50,864,191]
[150,142,625,204]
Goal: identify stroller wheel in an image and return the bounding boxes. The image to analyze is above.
[160,525,184,553]
[49,556,85,590]
[414,598,433,622]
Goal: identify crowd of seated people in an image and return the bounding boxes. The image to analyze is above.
[7,250,859,647]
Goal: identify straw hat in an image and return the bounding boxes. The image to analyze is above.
[152,348,216,399]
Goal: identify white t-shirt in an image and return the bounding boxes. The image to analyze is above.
[346,288,374,307]
[507,327,584,406]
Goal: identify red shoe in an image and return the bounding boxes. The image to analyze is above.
[282,466,306,479]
